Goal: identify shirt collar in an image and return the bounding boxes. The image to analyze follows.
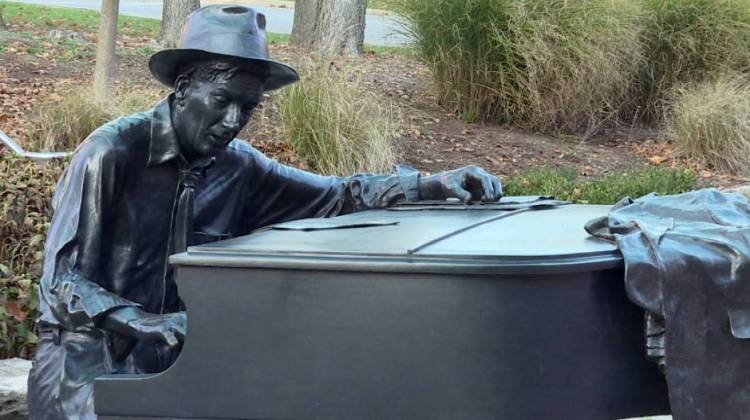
[148,95,182,167]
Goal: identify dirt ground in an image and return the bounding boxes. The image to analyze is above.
[0,21,747,189]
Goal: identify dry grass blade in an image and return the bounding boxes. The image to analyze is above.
[24,87,163,152]
[668,75,750,175]
[278,62,397,176]
[396,0,643,135]
[635,0,750,123]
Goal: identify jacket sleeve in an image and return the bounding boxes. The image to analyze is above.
[240,148,421,231]
[38,139,140,332]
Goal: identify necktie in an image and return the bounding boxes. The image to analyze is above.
[174,158,214,254]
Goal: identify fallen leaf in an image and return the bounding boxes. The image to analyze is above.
[649,155,666,165]
[3,301,27,322]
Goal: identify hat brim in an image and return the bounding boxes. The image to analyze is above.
[149,49,299,91]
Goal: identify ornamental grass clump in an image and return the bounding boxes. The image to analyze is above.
[667,76,750,175]
[25,87,163,152]
[25,88,113,152]
[279,63,397,176]
[397,0,643,135]
[636,0,750,122]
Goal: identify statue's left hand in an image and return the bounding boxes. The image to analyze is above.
[419,165,503,203]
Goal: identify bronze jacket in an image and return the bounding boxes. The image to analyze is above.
[37,96,420,333]
[587,189,750,419]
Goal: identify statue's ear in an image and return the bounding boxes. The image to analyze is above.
[174,74,191,103]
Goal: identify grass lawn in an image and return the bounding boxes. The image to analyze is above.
[0,1,410,55]
[0,1,160,37]
[226,0,400,12]
[0,1,290,43]
[369,0,396,10]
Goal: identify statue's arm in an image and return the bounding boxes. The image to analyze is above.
[238,146,421,231]
[235,143,502,231]
[39,140,140,332]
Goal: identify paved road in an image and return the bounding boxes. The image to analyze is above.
[9,0,412,46]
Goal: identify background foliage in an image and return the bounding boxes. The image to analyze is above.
[0,155,63,358]
[667,75,750,176]
[397,0,643,134]
[636,0,750,122]
[26,87,163,152]
[280,62,397,175]
[398,0,750,140]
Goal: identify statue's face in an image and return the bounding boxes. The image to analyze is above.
[172,69,264,160]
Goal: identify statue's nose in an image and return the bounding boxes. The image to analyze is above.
[221,105,241,131]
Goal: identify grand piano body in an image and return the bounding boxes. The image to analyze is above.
[95,199,670,419]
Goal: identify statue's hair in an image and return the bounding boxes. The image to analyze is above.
[177,59,268,85]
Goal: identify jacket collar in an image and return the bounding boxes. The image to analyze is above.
[148,95,182,167]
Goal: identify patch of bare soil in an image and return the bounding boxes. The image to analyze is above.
[1,21,747,190]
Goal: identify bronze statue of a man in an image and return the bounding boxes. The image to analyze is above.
[26,5,502,419]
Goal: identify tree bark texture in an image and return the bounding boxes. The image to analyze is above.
[93,0,119,104]
[291,0,367,56]
[0,5,7,30]
[160,0,200,48]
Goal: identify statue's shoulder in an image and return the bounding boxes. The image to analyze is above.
[225,138,257,154]
[90,110,151,145]
[72,110,152,166]
[222,138,271,165]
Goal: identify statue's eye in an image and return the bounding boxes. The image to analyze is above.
[213,95,228,106]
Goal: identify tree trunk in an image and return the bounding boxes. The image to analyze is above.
[0,5,7,30]
[160,0,200,48]
[93,0,119,104]
[291,0,367,56]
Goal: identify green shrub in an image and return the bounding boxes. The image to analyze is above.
[279,63,397,176]
[505,166,697,204]
[667,75,750,175]
[636,0,750,122]
[397,0,643,134]
[504,167,578,198]
[0,154,63,358]
[581,167,698,204]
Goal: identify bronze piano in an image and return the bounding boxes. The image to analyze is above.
[94,200,670,419]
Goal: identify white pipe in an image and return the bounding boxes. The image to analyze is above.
[0,129,72,161]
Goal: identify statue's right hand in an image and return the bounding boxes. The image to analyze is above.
[127,311,186,348]
[100,307,187,348]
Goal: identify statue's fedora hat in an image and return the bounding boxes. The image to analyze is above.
[149,4,299,91]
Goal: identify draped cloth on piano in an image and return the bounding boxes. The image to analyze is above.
[585,189,750,419]
[27,96,422,420]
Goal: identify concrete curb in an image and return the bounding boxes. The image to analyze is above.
[0,358,31,420]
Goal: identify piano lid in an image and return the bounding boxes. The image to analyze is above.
[170,198,621,275]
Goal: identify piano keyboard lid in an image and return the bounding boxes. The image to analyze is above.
[170,198,622,275]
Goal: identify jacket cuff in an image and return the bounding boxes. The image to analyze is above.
[397,164,421,202]
[68,272,142,320]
